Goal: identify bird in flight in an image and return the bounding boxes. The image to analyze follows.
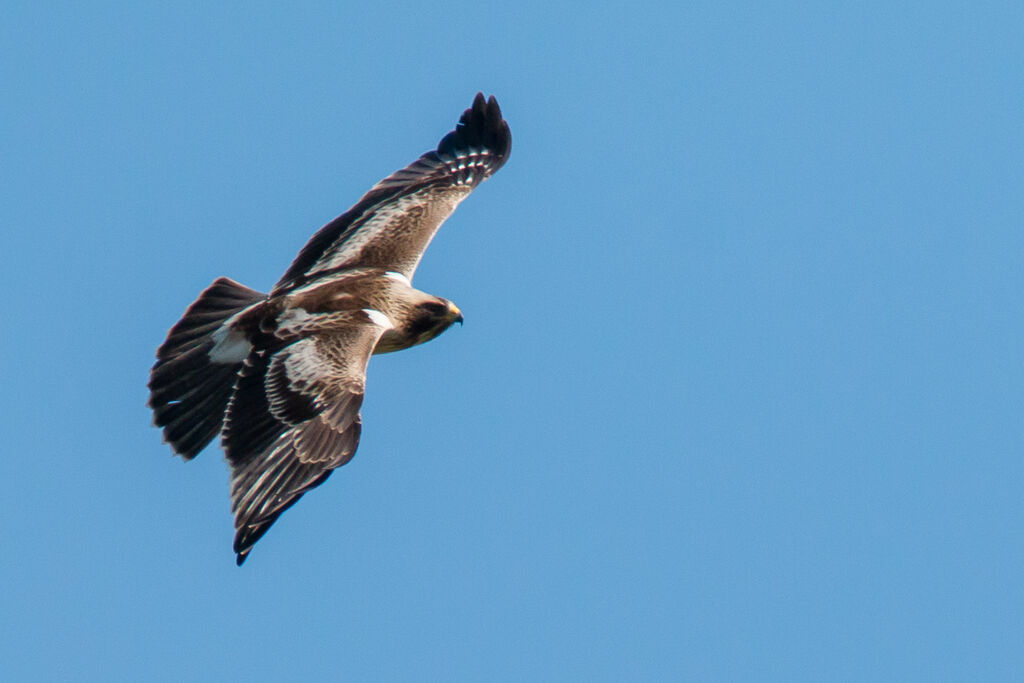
[148,93,511,565]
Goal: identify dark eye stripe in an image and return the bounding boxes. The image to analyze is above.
[421,302,447,314]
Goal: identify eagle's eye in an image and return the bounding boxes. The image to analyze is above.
[420,301,449,316]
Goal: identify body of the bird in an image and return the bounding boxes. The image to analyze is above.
[148,94,510,564]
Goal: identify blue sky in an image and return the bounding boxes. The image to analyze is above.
[2,2,1022,680]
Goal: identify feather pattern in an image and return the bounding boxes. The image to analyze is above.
[273,93,511,293]
[222,314,385,564]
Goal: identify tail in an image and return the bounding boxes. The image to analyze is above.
[148,277,265,460]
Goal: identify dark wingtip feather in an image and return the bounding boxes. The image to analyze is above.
[435,92,512,174]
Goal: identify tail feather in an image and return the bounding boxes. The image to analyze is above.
[155,372,234,455]
[149,277,265,460]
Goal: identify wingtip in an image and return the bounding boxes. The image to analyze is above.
[435,92,511,173]
[489,95,501,117]
[234,530,253,565]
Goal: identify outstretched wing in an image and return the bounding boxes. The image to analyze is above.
[221,309,389,565]
[273,93,511,294]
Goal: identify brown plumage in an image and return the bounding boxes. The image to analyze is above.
[148,93,510,564]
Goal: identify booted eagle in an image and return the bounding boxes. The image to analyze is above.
[148,94,511,564]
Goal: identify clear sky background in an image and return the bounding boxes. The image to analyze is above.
[2,2,1022,681]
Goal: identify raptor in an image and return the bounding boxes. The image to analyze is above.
[148,93,511,564]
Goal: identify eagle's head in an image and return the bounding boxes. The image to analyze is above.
[374,297,462,353]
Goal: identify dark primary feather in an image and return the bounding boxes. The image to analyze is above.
[220,349,290,463]
[435,93,512,173]
[273,93,511,293]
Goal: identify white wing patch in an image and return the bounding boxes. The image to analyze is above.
[281,339,324,389]
[277,307,316,335]
[264,338,326,421]
[209,325,252,364]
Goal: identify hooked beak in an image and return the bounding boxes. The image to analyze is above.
[447,301,463,326]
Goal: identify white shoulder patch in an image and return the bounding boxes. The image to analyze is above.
[383,271,411,286]
[362,308,394,330]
